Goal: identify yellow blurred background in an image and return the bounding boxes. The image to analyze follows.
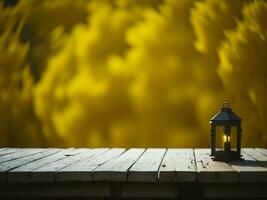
[0,0,267,148]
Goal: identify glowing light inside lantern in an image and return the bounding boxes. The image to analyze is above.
[223,135,231,142]
[223,135,227,142]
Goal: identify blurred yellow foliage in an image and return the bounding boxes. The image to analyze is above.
[0,0,266,147]
[219,1,267,146]
[0,3,42,146]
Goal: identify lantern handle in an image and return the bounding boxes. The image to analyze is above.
[222,101,229,108]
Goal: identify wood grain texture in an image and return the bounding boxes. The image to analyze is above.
[0,148,46,164]
[1,148,267,199]
[244,148,267,164]
[93,148,145,181]
[128,148,166,182]
[257,148,267,157]
[0,148,19,156]
[0,149,57,182]
[1,148,267,184]
[195,148,238,182]
[0,148,7,152]
[229,149,267,182]
[56,148,124,181]
[159,148,196,182]
[9,148,83,182]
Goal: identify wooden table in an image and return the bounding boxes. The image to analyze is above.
[0,148,267,199]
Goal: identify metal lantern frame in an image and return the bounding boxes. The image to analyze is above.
[210,102,242,161]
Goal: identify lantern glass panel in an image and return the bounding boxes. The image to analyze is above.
[231,126,238,151]
[215,126,224,151]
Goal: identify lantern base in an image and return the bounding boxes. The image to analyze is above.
[211,150,244,161]
[212,156,244,162]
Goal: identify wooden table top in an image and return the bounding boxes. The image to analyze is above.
[1,148,267,183]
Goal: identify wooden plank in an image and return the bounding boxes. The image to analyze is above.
[56,148,125,181]
[0,148,46,164]
[0,149,58,182]
[46,148,106,172]
[243,148,267,165]
[229,149,267,182]
[257,148,267,157]
[9,148,74,172]
[0,148,19,156]
[121,183,177,198]
[159,148,196,182]
[203,183,267,198]
[0,182,111,198]
[128,148,166,182]
[195,148,238,182]
[0,148,7,153]
[93,148,145,181]
[9,148,88,182]
[31,148,107,182]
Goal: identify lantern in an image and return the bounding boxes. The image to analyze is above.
[210,102,243,161]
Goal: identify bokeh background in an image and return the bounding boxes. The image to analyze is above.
[0,0,267,148]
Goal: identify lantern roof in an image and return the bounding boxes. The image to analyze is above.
[210,102,241,123]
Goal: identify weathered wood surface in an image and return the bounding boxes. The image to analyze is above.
[56,148,124,181]
[9,148,89,182]
[229,149,267,182]
[1,148,267,183]
[0,148,267,198]
[159,148,196,182]
[128,148,166,182]
[195,149,238,182]
[0,149,58,182]
[93,148,145,181]
[0,148,19,156]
